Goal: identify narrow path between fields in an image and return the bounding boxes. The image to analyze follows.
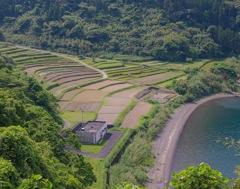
[63,118,71,130]
[15,46,108,96]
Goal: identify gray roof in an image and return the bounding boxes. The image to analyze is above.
[72,122,82,133]
[83,121,106,132]
[72,121,106,133]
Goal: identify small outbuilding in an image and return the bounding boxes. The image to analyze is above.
[72,121,107,144]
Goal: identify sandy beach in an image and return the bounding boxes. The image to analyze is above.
[147,93,239,189]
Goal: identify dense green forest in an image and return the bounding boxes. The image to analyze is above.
[0,0,239,61]
[0,54,96,188]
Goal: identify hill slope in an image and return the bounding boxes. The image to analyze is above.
[0,54,96,188]
[0,0,239,61]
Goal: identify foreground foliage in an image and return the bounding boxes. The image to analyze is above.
[112,163,229,189]
[113,182,146,189]
[169,163,229,189]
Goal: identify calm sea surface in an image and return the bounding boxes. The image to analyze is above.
[171,97,240,179]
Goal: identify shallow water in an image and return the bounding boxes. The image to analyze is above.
[171,97,240,179]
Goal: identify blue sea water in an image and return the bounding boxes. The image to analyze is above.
[171,97,240,179]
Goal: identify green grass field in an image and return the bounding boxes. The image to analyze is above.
[60,110,97,127]
[85,157,106,189]
[81,139,108,154]
[200,60,223,70]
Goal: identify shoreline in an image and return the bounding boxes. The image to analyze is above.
[147,93,239,189]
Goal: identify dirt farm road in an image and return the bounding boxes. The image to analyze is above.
[16,46,108,96]
[63,118,71,130]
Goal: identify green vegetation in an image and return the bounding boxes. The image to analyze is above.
[17,174,53,189]
[174,57,240,102]
[104,129,134,169]
[86,129,134,189]
[60,110,96,127]
[109,103,171,187]
[81,139,108,154]
[113,182,146,189]
[109,134,154,186]
[0,55,96,188]
[84,157,107,189]
[0,0,239,61]
[168,163,229,189]
[115,163,228,189]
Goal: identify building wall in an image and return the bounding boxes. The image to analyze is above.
[76,123,108,144]
[78,131,95,144]
[95,123,108,143]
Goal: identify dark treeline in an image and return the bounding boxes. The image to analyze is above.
[0,0,239,60]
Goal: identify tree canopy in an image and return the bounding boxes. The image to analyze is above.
[169,163,229,189]
[0,0,239,61]
[0,55,96,188]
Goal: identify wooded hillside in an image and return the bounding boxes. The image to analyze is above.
[0,0,239,61]
[0,54,96,188]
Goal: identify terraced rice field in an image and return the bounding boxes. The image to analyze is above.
[98,106,126,114]
[53,74,100,84]
[58,101,100,112]
[132,72,184,84]
[96,87,147,125]
[61,89,82,101]
[61,78,97,87]
[101,83,133,92]
[24,65,53,74]
[96,114,119,124]
[106,66,163,80]
[121,102,152,128]
[158,75,187,87]
[0,45,101,95]
[112,87,146,99]
[103,97,132,106]
[83,58,213,87]
[84,58,168,82]
[200,60,223,70]
[0,43,178,131]
[83,80,121,90]
[72,90,107,102]
[46,71,96,82]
